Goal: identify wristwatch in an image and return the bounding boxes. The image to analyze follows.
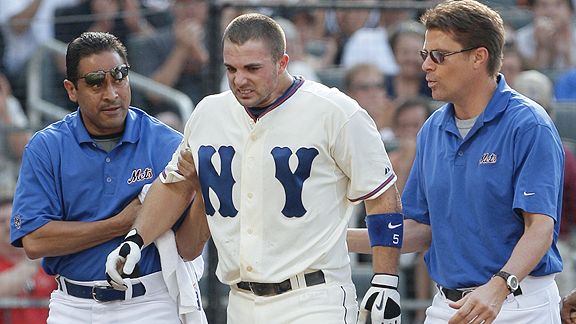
[492,271,519,293]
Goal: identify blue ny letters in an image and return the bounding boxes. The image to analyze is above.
[197,145,319,218]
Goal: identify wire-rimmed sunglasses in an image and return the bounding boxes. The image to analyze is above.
[419,47,478,64]
[78,64,130,86]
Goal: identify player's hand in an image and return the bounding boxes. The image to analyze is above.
[178,147,200,189]
[561,289,576,324]
[358,274,401,324]
[105,229,144,290]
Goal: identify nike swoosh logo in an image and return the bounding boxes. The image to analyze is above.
[523,192,535,196]
[375,293,385,311]
[388,222,402,229]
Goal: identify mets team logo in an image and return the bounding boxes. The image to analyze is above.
[479,152,497,164]
[127,168,154,184]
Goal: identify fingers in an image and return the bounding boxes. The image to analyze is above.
[120,241,141,275]
[105,250,128,291]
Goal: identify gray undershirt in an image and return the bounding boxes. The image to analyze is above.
[455,116,478,139]
[93,136,121,153]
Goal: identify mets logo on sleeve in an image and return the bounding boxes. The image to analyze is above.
[479,152,497,164]
[14,214,22,229]
[127,168,154,184]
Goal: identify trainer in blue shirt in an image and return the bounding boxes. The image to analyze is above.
[10,32,206,324]
[401,1,564,323]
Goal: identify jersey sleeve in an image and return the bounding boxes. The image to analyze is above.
[160,108,198,184]
[11,143,62,247]
[513,123,564,220]
[333,108,397,203]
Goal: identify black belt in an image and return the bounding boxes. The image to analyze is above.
[59,278,146,302]
[440,285,522,302]
[237,270,325,297]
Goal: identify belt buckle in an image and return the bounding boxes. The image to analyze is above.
[92,284,114,302]
[248,282,269,296]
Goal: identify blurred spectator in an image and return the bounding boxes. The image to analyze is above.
[344,63,395,142]
[54,0,159,45]
[129,0,209,116]
[554,67,576,101]
[0,73,30,194]
[0,0,81,111]
[516,0,576,70]
[386,21,431,104]
[324,7,380,66]
[340,17,399,76]
[501,45,526,87]
[389,97,432,194]
[0,192,57,324]
[284,8,337,71]
[514,69,576,297]
[274,17,320,82]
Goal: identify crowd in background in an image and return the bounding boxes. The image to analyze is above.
[1,0,576,323]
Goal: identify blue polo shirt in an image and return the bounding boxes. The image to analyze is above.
[11,107,182,281]
[402,75,564,289]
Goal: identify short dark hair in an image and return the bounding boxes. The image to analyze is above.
[420,0,504,77]
[222,13,286,62]
[66,32,128,85]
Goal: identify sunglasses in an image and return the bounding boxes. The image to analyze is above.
[419,47,478,64]
[78,64,130,86]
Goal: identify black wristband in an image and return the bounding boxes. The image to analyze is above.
[125,229,144,248]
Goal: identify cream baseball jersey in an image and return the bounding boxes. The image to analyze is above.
[161,79,396,285]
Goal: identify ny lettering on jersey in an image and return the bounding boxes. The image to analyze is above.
[198,145,319,218]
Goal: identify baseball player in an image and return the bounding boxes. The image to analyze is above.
[400,1,563,323]
[10,32,205,323]
[106,13,403,323]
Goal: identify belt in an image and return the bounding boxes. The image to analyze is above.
[237,270,325,297]
[58,277,147,302]
[439,285,523,302]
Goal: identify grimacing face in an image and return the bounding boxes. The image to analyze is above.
[223,39,289,108]
[64,51,131,136]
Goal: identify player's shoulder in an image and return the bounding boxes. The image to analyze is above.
[192,91,238,115]
[298,79,362,115]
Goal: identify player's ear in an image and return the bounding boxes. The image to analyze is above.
[63,79,78,103]
[278,53,289,73]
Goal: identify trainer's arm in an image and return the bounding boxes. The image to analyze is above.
[363,185,402,274]
[22,198,140,259]
[486,212,554,289]
[347,219,432,255]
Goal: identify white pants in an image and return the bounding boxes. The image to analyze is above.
[424,275,561,324]
[227,282,358,324]
[48,272,181,324]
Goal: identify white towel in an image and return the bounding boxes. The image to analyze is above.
[140,184,207,324]
[155,231,207,324]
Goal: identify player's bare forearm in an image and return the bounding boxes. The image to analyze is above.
[21,198,141,259]
[176,193,211,261]
[134,178,196,247]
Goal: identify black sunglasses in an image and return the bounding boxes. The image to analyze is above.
[78,64,130,86]
[419,47,478,64]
